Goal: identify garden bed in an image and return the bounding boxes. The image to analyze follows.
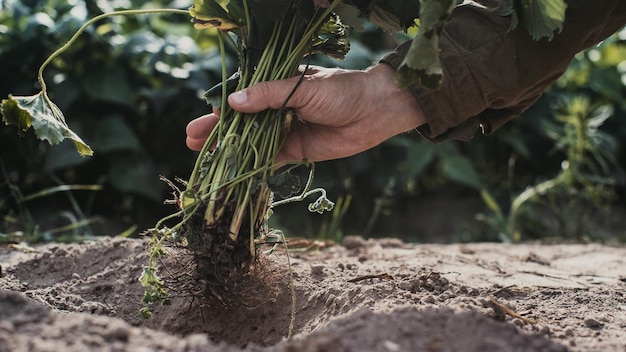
[1,236,625,351]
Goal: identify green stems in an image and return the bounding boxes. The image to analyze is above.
[37,9,189,97]
[181,1,343,255]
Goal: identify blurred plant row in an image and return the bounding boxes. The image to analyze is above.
[1,0,625,244]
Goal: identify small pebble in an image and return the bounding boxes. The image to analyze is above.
[382,340,400,351]
[342,236,366,249]
[422,295,436,304]
[584,318,603,329]
[310,265,324,276]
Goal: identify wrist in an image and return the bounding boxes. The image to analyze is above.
[365,63,426,134]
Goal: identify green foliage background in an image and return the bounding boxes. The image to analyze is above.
[1,0,625,243]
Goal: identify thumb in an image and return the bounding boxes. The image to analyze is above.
[227,79,301,113]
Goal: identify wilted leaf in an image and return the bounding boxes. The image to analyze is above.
[268,171,301,198]
[189,0,242,30]
[396,0,454,88]
[312,13,351,60]
[1,93,93,156]
[308,193,335,214]
[139,266,163,288]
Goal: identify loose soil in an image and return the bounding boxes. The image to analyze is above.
[1,236,625,351]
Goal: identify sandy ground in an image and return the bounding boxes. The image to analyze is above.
[1,236,625,352]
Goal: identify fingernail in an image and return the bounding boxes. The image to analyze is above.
[230,90,247,105]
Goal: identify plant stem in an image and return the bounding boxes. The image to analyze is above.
[37,8,189,97]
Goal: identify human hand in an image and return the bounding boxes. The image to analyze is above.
[186,64,426,163]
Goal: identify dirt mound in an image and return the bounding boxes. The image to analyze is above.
[1,236,625,351]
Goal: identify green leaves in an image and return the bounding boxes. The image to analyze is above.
[189,0,244,30]
[347,0,566,88]
[1,93,93,156]
[3,8,192,160]
[312,13,351,60]
[502,0,566,41]
[351,0,421,31]
[397,0,454,88]
[342,0,453,88]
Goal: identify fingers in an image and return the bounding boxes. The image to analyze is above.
[228,78,307,113]
[186,136,206,151]
[186,114,219,151]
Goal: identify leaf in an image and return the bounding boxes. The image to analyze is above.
[189,0,242,30]
[204,72,240,108]
[1,93,93,156]
[405,141,435,179]
[499,0,520,31]
[139,266,164,289]
[387,136,436,180]
[442,154,483,189]
[223,0,246,27]
[83,67,135,107]
[501,0,566,40]
[396,0,454,88]
[518,0,566,41]
[268,171,302,198]
[312,14,351,60]
[355,0,420,31]
[92,114,142,153]
[385,0,421,29]
[334,4,364,31]
[109,154,162,202]
[368,4,402,31]
[308,193,335,214]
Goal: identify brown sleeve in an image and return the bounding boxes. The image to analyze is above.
[380,0,626,143]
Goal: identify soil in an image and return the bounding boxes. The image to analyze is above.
[1,236,625,352]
